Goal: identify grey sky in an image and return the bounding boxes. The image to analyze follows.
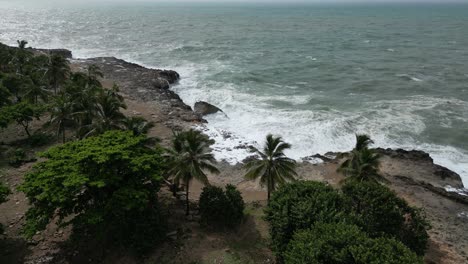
[3,0,468,3]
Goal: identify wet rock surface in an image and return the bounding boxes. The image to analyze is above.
[194,101,224,116]
[376,148,464,189]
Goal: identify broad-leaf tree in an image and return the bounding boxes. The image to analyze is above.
[19,131,166,251]
[245,134,297,202]
[0,102,44,137]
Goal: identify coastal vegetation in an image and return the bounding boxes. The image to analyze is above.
[19,131,167,252]
[0,41,432,263]
[245,134,298,202]
[199,184,245,229]
[0,180,11,234]
[165,129,220,215]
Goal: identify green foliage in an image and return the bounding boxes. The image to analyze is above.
[0,181,11,234]
[19,130,166,251]
[7,148,29,167]
[0,182,10,204]
[26,132,53,147]
[264,181,352,259]
[0,82,12,107]
[225,184,245,226]
[245,134,297,202]
[122,116,155,136]
[342,180,430,255]
[166,129,219,215]
[47,54,70,94]
[284,222,423,264]
[199,184,245,229]
[338,134,384,183]
[0,101,45,137]
[265,180,430,261]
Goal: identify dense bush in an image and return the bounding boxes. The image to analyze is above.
[19,130,166,252]
[265,180,430,261]
[342,180,430,255]
[0,181,11,234]
[199,184,245,228]
[225,184,245,226]
[284,222,423,264]
[264,181,352,259]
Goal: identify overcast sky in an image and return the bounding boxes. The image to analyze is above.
[1,0,468,7]
[2,0,468,3]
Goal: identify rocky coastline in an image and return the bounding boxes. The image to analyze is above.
[1,46,467,263]
[67,48,467,198]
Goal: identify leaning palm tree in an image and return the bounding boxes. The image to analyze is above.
[122,116,154,136]
[338,134,384,183]
[166,129,220,215]
[245,134,297,202]
[47,54,70,95]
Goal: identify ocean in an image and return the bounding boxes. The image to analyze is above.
[1,2,467,187]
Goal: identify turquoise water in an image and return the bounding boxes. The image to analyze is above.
[1,3,467,186]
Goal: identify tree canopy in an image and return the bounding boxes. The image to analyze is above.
[19,130,166,251]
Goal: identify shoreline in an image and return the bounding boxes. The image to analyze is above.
[1,45,468,263]
[62,48,468,191]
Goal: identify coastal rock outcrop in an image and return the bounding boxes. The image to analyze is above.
[194,101,224,116]
[72,57,203,128]
[376,148,464,189]
[31,48,73,58]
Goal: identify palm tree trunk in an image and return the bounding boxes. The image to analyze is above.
[267,187,271,203]
[185,180,190,216]
[62,127,66,143]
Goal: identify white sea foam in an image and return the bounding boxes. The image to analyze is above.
[1,5,467,188]
[396,74,423,82]
[172,70,468,187]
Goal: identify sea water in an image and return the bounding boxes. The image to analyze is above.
[0,2,467,187]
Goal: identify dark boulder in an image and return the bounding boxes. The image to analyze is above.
[194,101,224,116]
[156,70,180,84]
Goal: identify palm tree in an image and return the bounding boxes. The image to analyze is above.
[338,134,384,183]
[122,116,154,136]
[86,64,103,87]
[23,76,50,104]
[17,40,28,49]
[79,84,126,138]
[244,134,297,202]
[14,40,31,75]
[49,95,74,143]
[166,129,219,215]
[47,54,70,95]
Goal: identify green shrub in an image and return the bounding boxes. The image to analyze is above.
[27,132,53,147]
[284,222,423,264]
[225,184,245,226]
[8,148,27,167]
[0,181,11,234]
[264,181,352,259]
[342,180,430,255]
[199,184,245,229]
[351,236,423,264]
[19,131,166,252]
